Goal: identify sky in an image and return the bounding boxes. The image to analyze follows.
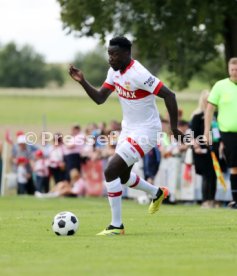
[0,0,98,63]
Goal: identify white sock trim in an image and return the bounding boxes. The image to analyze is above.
[124,172,137,187]
[105,178,122,227]
[105,178,122,193]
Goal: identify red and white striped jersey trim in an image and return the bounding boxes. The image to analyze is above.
[102,81,163,100]
[102,82,115,91]
[153,81,163,95]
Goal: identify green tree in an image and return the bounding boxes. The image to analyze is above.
[197,56,226,87]
[57,0,237,89]
[46,64,65,87]
[0,42,47,88]
[73,48,109,86]
[0,42,65,88]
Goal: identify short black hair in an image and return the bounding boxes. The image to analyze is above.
[109,36,132,52]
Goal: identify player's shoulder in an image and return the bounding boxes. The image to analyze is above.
[132,60,148,72]
[214,78,229,87]
[130,60,151,77]
[210,78,228,94]
[107,67,115,75]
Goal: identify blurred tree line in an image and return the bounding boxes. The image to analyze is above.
[73,46,109,87]
[57,0,237,89]
[0,40,226,89]
[0,41,109,88]
[0,42,65,88]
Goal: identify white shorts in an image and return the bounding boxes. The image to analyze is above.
[115,127,161,167]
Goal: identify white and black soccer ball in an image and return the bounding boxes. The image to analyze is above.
[137,195,150,205]
[52,211,79,236]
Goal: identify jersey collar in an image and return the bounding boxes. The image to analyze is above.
[120,59,134,75]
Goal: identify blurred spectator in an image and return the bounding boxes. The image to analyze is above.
[39,132,53,158]
[143,146,161,184]
[177,120,190,157]
[158,121,180,203]
[35,168,85,198]
[11,134,36,194]
[82,125,95,158]
[63,125,84,180]
[16,156,30,195]
[33,149,50,193]
[178,120,190,134]
[48,133,66,184]
[93,122,108,149]
[191,90,219,208]
[108,120,121,132]
[16,130,24,137]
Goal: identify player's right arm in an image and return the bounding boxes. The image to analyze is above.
[69,65,113,105]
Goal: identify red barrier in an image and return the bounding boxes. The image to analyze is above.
[82,160,104,196]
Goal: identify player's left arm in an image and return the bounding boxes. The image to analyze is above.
[134,66,184,141]
[157,85,184,141]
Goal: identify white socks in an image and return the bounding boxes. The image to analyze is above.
[104,173,158,227]
[105,178,123,227]
[124,172,158,198]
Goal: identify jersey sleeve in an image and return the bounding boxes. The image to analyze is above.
[208,81,221,106]
[102,68,115,91]
[133,66,163,95]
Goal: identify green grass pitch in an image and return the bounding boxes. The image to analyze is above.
[0,196,236,276]
[0,95,196,126]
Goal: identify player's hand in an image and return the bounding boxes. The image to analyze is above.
[69,65,84,83]
[171,128,185,143]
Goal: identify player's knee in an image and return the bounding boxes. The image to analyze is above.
[104,163,119,182]
[120,173,130,184]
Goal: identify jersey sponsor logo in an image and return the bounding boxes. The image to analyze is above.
[144,76,155,87]
[124,81,131,91]
[113,82,151,99]
[115,83,137,99]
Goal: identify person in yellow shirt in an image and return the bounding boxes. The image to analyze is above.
[204,57,237,209]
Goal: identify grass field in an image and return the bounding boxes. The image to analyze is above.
[0,93,197,126]
[0,92,197,142]
[0,196,236,276]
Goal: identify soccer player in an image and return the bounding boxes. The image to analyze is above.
[204,57,237,209]
[69,37,184,235]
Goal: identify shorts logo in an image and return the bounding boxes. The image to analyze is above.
[122,151,129,158]
[144,76,155,87]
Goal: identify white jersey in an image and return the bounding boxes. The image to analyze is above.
[103,60,163,130]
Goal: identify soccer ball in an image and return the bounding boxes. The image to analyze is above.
[137,195,150,205]
[52,211,79,236]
